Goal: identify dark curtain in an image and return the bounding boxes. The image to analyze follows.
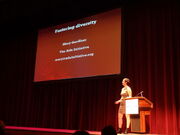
[0,2,179,135]
[122,4,180,135]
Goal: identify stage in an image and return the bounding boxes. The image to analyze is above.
[5,126,160,135]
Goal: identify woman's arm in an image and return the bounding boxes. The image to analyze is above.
[127,87,132,97]
[115,97,122,104]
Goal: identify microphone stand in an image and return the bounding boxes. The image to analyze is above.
[136,91,144,97]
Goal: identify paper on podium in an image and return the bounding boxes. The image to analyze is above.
[125,98,139,114]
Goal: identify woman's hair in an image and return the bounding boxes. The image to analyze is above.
[123,78,130,85]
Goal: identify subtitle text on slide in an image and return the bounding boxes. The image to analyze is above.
[54,53,94,61]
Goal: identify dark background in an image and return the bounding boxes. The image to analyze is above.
[0,0,179,135]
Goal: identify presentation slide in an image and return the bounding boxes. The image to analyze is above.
[34,8,121,82]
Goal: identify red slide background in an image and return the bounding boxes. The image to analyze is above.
[34,8,121,82]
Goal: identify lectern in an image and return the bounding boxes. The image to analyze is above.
[125,97,153,133]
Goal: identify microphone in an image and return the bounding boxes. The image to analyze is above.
[136,91,144,97]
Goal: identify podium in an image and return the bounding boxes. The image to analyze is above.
[125,97,153,133]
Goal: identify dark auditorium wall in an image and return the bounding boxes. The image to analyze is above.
[0,1,179,135]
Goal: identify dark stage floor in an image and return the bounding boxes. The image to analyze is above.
[5,126,160,135]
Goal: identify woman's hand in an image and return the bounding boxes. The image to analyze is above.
[115,100,121,104]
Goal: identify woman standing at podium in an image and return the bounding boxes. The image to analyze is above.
[115,78,132,134]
